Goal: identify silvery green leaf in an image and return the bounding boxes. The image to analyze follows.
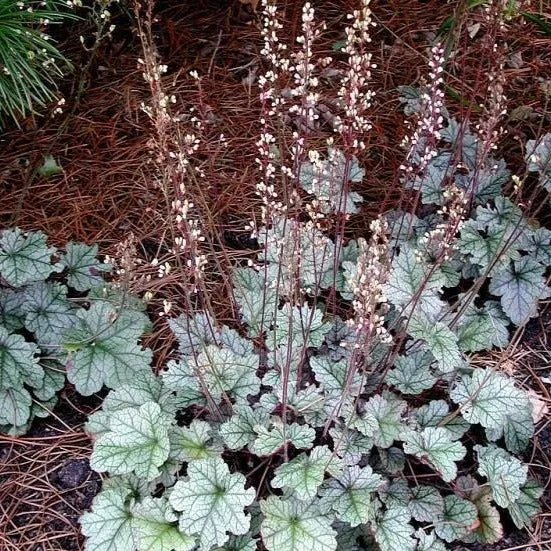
[450,368,529,431]
[475,444,527,507]
[457,302,510,352]
[374,506,415,551]
[0,326,42,391]
[250,420,315,456]
[489,257,548,325]
[260,496,337,551]
[88,284,147,313]
[33,360,65,401]
[90,401,171,481]
[330,425,373,465]
[524,227,551,265]
[212,533,256,551]
[0,386,32,426]
[409,486,444,522]
[22,282,77,345]
[440,118,478,168]
[0,229,62,286]
[80,486,134,551]
[323,317,356,360]
[458,219,518,269]
[232,267,277,337]
[409,314,462,373]
[354,394,406,448]
[197,345,260,405]
[334,522,365,551]
[319,464,382,526]
[168,311,217,356]
[161,359,205,407]
[271,303,328,349]
[102,370,178,418]
[526,133,551,190]
[384,210,421,247]
[259,218,335,290]
[402,427,466,482]
[169,457,256,550]
[415,399,469,440]
[434,495,478,542]
[379,478,410,508]
[387,350,436,394]
[132,496,195,551]
[0,289,25,331]
[218,325,253,356]
[310,355,361,396]
[415,528,447,551]
[377,446,405,473]
[63,301,152,396]
[31,393,59,418]
[62,242,111,292]
[220,405,270,450]
[384,244,446,319]
[507,480,543,529]
[279,384,328,426]
[170,420,222,462]
[410,157,447,205]
[475,197,526,233]
[457,158,510,204]
[272,445,339,501]
[485,405,534,454]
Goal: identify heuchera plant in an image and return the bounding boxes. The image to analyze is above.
[78,133,550,551]
[0,228,152,434]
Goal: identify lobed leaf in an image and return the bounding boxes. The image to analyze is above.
[450,368,529,431]
[409,486,444,523]
[62,242,111,292]
[63,301,152,396]
[387,350,437,394]
[169,457,256,549]
[489,257,548,325]
[0,229,61,286]
[507,480,543,530]
[408,314,463,373]
[260,496,337,551]
[272,445,340,501]
[475,444,527,508]
[319,464,382,526]
[250,421,315,456]
[90,402,171,481]
[403,427,466,482]
[374,506,416,551]
[219,405,270,450]
[353,394,406,449]
[80,486,134,551]
[132,496,195,551]
[435,495,478,542]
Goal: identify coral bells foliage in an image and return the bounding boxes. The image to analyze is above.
[0,2,538,551]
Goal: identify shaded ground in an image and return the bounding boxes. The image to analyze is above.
[0,0,550,549]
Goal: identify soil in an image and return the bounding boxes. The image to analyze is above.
[0,391,102,551]
[1,0,550,550]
